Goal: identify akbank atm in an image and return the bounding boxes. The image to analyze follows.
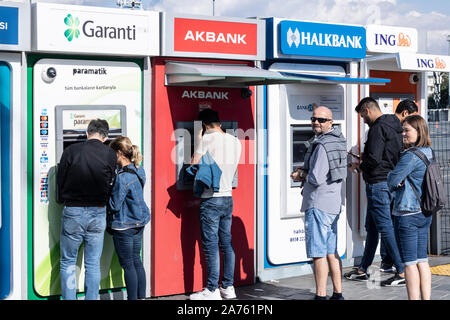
[0,2,30,300]
[258,18,390,280]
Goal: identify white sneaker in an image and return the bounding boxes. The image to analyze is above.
[219,286,237,299]
[189,288,222,300]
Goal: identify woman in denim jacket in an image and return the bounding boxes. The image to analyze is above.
[387,115,433,300]
[109,136,150,300]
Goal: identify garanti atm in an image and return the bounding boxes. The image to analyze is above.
[28,3,159,299]
[0,1,29,300]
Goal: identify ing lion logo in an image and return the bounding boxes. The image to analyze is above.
[398,33,411,47]
[435,58,446,69]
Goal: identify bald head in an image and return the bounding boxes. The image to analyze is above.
[311,106,333,136]
[314,106,333,119]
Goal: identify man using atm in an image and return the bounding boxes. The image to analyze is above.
[56,119,117,300]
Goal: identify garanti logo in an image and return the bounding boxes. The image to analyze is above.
[62,13,136,42]
[64,14,80,42]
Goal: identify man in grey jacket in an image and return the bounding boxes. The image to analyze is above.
[291,106,347,300]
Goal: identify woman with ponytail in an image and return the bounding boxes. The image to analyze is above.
[108,136,150,300]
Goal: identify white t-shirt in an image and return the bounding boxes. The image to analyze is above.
[195,130,241,198]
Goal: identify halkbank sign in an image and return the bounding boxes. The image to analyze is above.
[32,3,159,56]
[279,20,366,59]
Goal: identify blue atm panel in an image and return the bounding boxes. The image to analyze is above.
[0,62,11,299]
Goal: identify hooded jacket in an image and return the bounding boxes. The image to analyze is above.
[360,114,403,184]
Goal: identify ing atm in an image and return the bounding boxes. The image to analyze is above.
[29,58,142,299]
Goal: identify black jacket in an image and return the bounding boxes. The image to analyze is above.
[56,139,117,207]
[360,114,403,184]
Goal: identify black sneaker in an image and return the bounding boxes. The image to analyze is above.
[313,295,328,300]
[344,268,370,281]
[380,263,396,273]
[381,274,406,287]
[329,292,345,300]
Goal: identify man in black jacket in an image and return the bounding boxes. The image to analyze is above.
[345,97,406,287]
[57,119,117,300]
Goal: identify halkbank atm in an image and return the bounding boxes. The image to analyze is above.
[0,2,30,300]
[257,18,390,280]
[28,3,159,299]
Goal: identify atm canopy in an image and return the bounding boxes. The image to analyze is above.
[365,53,450,73]
[165,61,390,88]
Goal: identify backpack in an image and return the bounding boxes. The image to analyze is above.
[407,148,446,217]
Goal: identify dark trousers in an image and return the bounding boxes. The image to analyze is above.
[112,227,146,300]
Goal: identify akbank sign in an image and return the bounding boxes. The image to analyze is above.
[33,3,159,56]
[279,20,366,59]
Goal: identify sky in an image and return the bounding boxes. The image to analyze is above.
[30,0,450,55]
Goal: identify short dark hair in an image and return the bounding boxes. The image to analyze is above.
[87,119,109,139]
[396,99,418,115]
[198,109,220,126]
[355,97,380,113]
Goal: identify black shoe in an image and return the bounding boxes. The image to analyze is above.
[380,274,406,287]
[313,295,328,300]
[329,292,344,300]
[380,263,396,273]
[344,268,370,281]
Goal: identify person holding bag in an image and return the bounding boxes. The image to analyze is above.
[108,136,150,300]
[387,115,433,300]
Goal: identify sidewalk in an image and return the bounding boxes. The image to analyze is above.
[155,255,450,300]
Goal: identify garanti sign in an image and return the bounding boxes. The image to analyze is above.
[32,3,159,56]
[277,20,366,59]
[162,13,265,61]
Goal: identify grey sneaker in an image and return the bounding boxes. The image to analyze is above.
[219,286,237,299]
[344,268,370,281]
[380,274,406,287]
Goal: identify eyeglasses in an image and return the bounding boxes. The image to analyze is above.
[310,117,332,123]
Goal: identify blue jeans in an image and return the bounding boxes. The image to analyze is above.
[60,206,106,300]
[360,182,404,274]
[394,213,432,266]
[112,227,146,300]
[305,208,339,258]
[199,197,235,291]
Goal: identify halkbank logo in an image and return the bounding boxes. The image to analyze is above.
[64,14,80,42]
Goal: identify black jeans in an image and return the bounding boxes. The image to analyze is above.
[112,227,146,300]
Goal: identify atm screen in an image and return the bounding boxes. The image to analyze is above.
[55,105,127,162]
[291,125,315,188]
[175,120,238,191]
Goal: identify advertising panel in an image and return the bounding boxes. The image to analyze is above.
[163,13,265,60]
[32,3,159,56]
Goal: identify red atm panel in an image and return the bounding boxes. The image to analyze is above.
[151,57,255,297]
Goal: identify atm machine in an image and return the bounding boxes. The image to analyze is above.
[29,58,142,299]
[0,1,29,300]
[257,18,390,280]
[27,2,158,299]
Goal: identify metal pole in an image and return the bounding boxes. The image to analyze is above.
[213,0,215,16]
